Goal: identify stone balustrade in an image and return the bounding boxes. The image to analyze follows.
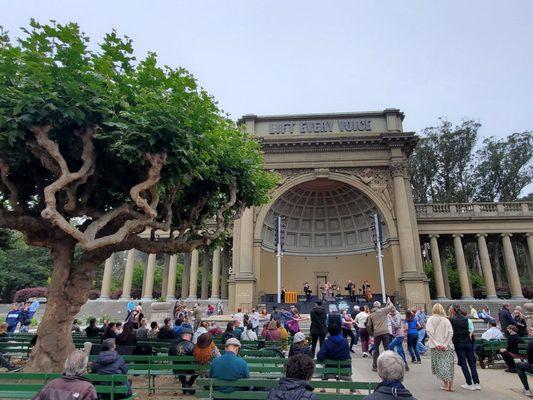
[415,201,533,219]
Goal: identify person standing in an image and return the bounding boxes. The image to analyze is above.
[498,303,516,337]
[366,298,395,371]
[250,308,260,335]
[356,305,370,357]
[5,303,20,334]
[405,310,421,365]
[193,304,202,331]
[388,308,408,370]
[303,282,312,302]
[341,309,356,353]
[351,305,360,346]
[310,301,327,357]
[449,304,481,391]
[426,303,455,392]
[347,280,355,302]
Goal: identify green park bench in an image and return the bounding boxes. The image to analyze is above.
[0,373,135,400]
[195,377,377,400]
[87,354,313,393]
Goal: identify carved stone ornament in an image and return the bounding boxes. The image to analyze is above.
[390,160,410,178]
[333,167,393,211]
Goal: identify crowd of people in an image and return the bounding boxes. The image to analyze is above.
[5,298,533,399]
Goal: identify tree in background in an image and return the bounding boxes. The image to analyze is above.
[475,132,533,201]
[0,230,53,301]
[0,21,277,371]
[410,119,532,203]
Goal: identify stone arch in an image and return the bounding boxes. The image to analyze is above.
[254,171,398,241]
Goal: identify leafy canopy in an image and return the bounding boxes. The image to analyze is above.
[0,20,277,252]
[410,118,532,203]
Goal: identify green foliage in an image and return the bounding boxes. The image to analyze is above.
[475,132,533,201]
[0,230,53,301]
[410,119,532,203]
[0,20,277,228]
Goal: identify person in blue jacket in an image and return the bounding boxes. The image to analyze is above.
[5,303,21,333]
[317,324,354,389]
[92,338,132,398]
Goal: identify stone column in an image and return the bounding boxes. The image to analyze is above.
[210,247,221,300]
[391,162,417,274]
[141,253,157,301]
[161,254,170,299]
[239,208,254,275]
[188,248,199,300]
[429,235,446,300]
[165,254,178,301]
[201,249,211,299]
[220,248,229,299]
[477,234,498,300]
[453,234,473,300]
[100,253,115,300]
[121,249,136,300]
[439,244,452,299]
[501,233,524,299]
[526,234,533,280]
[181,253,191,299]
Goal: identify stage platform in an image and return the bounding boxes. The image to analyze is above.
[261,294,393,313]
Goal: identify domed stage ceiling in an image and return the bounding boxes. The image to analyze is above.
[261,179,388,255]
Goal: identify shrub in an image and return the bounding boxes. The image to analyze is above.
[13,287,47,303]
[88,290,100,300]
[110,289,123,300]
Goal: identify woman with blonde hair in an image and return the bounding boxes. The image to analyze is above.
[426,303,455,392]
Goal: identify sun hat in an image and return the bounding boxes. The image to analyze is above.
[293,332,306,344]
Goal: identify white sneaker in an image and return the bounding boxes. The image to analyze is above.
[524,389,533,397]
[474,384,481,391]
[460,384,476,391]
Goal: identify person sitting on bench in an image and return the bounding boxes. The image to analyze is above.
[210,338,249,393]
[34,350,97,400]
[267,353,317,400]
[499,324,524,373]
[92,338,132,398]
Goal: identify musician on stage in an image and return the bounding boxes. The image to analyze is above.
[345,280,355,302]
[303,282,312,302]
[281,287,286,303]
[362,280,372,303]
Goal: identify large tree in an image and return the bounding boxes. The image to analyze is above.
[0,20,277,371]
[410,119,532,203]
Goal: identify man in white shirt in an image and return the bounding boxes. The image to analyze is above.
[233,307,245,327]
[250,308,260,335]
[478,321,504,369]
[481,321,504,340]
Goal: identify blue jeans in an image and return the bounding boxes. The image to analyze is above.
[407,333,420,362]
[455,341,480,385]
[389,336,407,363]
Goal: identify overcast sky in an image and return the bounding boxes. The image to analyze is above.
[3,1,532,136]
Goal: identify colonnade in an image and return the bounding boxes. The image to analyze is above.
[98,246,230,302]
[428,232,532,300]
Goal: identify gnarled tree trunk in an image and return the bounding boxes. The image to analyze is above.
[25,241,98,372]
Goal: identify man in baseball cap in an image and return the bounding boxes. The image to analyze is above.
[209,337,249,393]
